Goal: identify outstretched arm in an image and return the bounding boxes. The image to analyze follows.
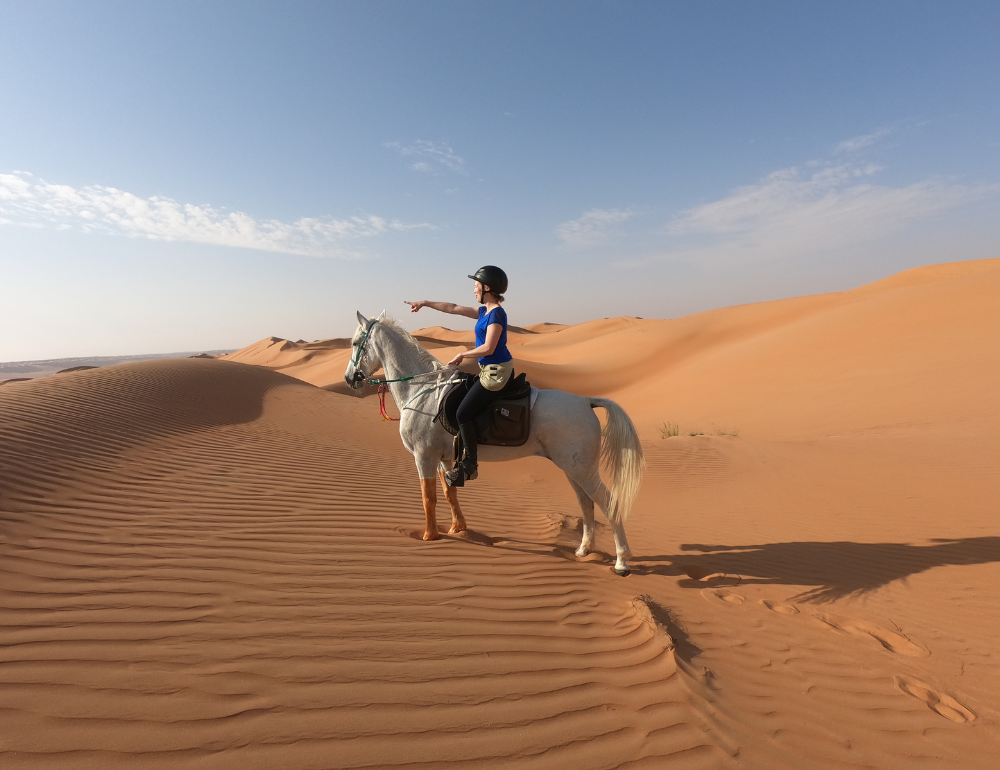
[404,300,479,319]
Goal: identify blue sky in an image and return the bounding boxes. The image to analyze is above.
[2,1,998,360]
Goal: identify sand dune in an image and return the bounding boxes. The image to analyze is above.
[0,349,236,383]
[222,258,1000,440]
[2,259,1000,768]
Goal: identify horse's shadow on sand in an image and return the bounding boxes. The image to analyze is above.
[437,530,1000,604]
[634,537,1000,602]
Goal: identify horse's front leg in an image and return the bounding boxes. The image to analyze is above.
[419,477,440,541]
[413,451,444,541]
[439,471,467,534]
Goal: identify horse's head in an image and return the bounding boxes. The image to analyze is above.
[344,310,386,388]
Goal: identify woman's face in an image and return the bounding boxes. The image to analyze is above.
[473,281,485,303]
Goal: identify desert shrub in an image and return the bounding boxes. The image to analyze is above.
[658,421,679,438]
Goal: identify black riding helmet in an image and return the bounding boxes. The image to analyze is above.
[468,265,508,296]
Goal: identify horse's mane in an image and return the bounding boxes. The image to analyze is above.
[377,316,443,370]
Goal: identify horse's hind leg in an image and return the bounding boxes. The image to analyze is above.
[568,478,596,558]
[589,482,633,575]
[438,471,467,534]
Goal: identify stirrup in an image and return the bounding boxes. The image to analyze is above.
[444,464,465,487]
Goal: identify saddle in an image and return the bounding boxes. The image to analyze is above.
[436,371,532,447]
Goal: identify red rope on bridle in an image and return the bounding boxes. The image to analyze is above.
[378,384,400,422]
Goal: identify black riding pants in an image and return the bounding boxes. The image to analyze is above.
[456,377,504,426]
[455,375,509,467]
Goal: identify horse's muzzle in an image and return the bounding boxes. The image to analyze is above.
[349,370,367,388]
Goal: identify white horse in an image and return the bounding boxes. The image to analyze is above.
[344,311,644,576]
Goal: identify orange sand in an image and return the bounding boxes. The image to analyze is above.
[2,258,999,768]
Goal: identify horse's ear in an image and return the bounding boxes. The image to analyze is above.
[356,311,369,326]
[376,309,386,321]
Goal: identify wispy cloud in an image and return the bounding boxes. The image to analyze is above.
[556,208,635,248]
[835,127,892,154]
[625,159,993,268]
[0,172,433,257]
[386,140,467,174]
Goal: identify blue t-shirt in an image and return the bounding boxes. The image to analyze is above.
[476,306,513,365]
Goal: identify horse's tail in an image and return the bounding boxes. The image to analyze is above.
[589,398,645,525]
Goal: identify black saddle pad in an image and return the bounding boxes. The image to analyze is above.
[438,371,532,447]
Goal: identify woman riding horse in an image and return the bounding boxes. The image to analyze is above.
[405,265,513,487]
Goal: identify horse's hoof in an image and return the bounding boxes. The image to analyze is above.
[614,566,631,577]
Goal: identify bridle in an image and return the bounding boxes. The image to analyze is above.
[349,318,379,385]
[350,318,460,421]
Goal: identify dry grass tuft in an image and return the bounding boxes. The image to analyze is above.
[658,421,679,438]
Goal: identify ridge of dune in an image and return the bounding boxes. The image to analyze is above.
[408,325,474,343]
[855,256,1000,292]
